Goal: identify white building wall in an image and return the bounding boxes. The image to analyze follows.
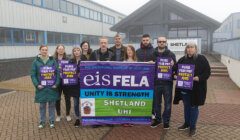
[0,0,124,36]
[221,55,240,88]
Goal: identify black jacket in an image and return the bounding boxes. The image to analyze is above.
[89,49,114,61]
[109,45,126,61]
[62,59,80,97]
[153,47,176,85]
[136,43,154,62]
[173,54,211,106]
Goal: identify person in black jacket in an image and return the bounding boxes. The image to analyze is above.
[109,34,126,61]
[53,44,72,122]
[63,46,82,128]
[173,42,211,137]
[151,37,176,129]
[90,37,113,61]
[80,41,92,61]
[136,34,154,62]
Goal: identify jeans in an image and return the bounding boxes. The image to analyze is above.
[39,101,55,123]
[154,84,173,124]
[55,86,71,116]
[73,97,80,119]
[181,92,199,129]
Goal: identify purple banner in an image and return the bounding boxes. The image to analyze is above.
[176,64,195,90]
[156,57,172,80]
[40,66,56,86]
[80,61,155,125]
[62,64,78,85]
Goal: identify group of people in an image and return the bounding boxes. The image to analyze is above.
[30,33,210,137]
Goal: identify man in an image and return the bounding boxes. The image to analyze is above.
[151,36,176,129]
[136,34,154,62]
[90,37,113,61]
[110,34,126,61]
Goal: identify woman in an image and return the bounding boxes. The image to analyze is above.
[80,41,92,61]
[123,45,137,127]
[124,45,137,62]
[53,44,72,122]
[63,46,82,128]
[173,42,211,137]
[31,45,60,129]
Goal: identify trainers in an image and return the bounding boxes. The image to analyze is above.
[189,128,197,137]
[55,116,61,122]
[66,116,72,122]
[38,122,45,129]
[163,123,170,129]
[74,119,80,128]
[178,123,189,131]
[50,122,55,128]
[150,119,161,128]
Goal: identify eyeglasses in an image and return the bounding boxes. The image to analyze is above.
[157,41,166,43]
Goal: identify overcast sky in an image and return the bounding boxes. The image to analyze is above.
[92,0,240,22]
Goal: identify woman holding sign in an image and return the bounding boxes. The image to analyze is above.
[31,45,60,129]
[63,46,82,128]
[53,44,72,122]
[173,42,211,137]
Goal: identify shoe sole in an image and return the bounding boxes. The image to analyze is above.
[178,128,189,131]
[163,127,170,130]
[150,124,161,128]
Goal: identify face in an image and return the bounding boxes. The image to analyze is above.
[99,38,108,51]
[157,37,167,49]
[57,45,65,55]
[127,47,133,58]
[141,37,150,46]
[73,48,81,57]
[186,46,197,56]
[114,36,122,46]
[82,43,89,52]
[40,46,48,57]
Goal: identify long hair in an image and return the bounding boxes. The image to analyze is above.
[124,45,137,61]
[80,41,92,54]
[184,42,198,60]
[71,46,82,60]
[53,44,67,59]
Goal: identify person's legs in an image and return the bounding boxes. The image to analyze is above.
[64,93,71,116]
[162,84,173,124]
[189,106,199,129]
[151,85,163,128]
[55,86,62,120]
[49,101,56,123]
[181,92,191,126]
[39,103,46,128]
[73,97,80,127]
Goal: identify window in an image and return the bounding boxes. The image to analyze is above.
[62,34,79,44]
[35,31,44,44]
[103,14,108,23]
[44,0,53,9]
[198,29,207,40]
[178,28,187,38]
[73,4,79,16]
[97,12,101,21]
[168,30,177,38]
[79,6,85,17]
[0,28,11,45]
[89,10,94,19]
[47,32,55,44]
[47,32,61,44]
[25,31,35,44]
[52,0,60,11]
[33,0,42,6]
[60,0,67,13]
[55,32,61,44]
[22,0,32,4]
[188,30,198,37]
[13,30,24,44]
[169,12,183,20]
[67,2,73,15]
[85,8,90,18]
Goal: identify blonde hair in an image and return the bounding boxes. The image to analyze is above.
[71,46,82,60]
[184,42,198,59]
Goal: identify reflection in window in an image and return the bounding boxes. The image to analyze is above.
[67,2,73,15]
[52,0,60,11]
[0,28,11,44]
[73,4,79,16]
[188,30,198,37]
[36,31,44,44]
[25,31,35,44]
[85,8,90,18]
[44,0,53,9]
[13,30,24,44]
[33,0,42,6]
[22,0,32,4]
[60,0,67,13]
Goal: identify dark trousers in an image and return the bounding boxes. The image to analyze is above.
[154,84,173,124]
[181,92,199,129]
[55,86,71,116]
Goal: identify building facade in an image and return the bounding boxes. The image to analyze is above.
[111,0,220,53]
[0,0,125,59]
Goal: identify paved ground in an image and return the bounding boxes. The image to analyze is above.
[0,55,240,140]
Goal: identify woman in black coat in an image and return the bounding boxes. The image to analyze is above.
[173,42,211,137]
